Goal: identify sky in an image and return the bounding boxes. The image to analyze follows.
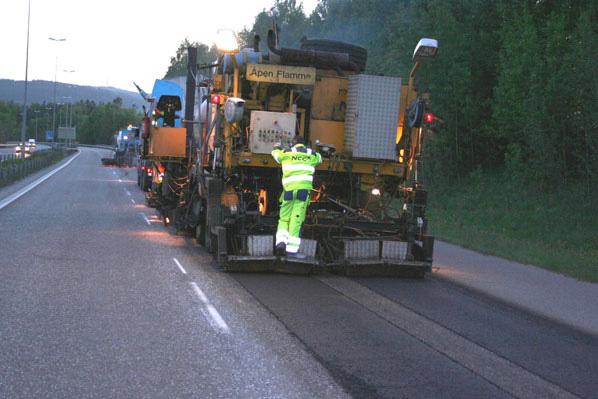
[2,0,318,94]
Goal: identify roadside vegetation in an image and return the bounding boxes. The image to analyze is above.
[428,172,598,282]
[0,98,141,145]
[0,148,74,189]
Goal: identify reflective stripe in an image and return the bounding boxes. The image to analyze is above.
[282,164,315,173]
[291,147,297,153]
[288,236,301,245]
[276,229,289,245]
[273,153,280,162]
[286,244,299,253]
[306,148,312,155]
[282,174,313,185]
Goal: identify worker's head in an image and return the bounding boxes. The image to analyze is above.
[292,135,304,146]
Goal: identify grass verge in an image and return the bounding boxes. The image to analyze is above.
[427,173,598,282]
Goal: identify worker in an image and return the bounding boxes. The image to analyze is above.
[272,135,322,257]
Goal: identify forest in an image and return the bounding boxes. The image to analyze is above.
[0,98,140,146]
[235,0,597,196]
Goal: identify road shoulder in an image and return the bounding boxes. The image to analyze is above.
[434,240,598,336]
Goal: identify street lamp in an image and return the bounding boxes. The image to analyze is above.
[33,110,40,141]
[49,36,67,141]
[62,72,75,127]
[20,0,31,145]
[60,95,73,127]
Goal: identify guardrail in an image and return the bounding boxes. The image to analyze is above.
[0,148,75,188]
[77,144,114,150]
[0,153,19,162]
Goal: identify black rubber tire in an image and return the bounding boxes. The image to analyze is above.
[300,38,368,71]
[195,220,206,247]
[407,100,425,128]
[300,38,367,61]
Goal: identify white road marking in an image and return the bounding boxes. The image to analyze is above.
[173,258,187,274]
[206,305,230,332]
[0,151,81,211]
[190,282,230,333]
[139,212,151,225]
[118,178,122,183]
[130,199,136,204]
[125,190,131,196]
[190,282,208,303]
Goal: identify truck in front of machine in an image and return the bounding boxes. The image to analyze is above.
[140,31,439,276]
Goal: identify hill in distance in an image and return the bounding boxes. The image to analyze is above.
[0,79,143,109]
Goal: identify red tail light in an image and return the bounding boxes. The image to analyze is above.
[424,113,434,123]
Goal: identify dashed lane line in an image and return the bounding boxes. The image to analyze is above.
[139,212,151,225]
[173,258,187,274]
[190,282,230,334]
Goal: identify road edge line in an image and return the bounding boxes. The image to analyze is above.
[0,150,81,211]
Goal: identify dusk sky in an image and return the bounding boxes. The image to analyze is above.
[3,0,318,93]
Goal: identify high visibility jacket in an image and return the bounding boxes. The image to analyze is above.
[271,144,322,191]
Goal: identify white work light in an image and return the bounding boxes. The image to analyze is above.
[412,38,438,62]
[216,29,239,53]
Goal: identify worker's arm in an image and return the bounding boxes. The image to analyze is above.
[271,143,284,164]
[312,152,322,166]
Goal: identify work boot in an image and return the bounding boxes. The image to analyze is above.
[275,242,286,256]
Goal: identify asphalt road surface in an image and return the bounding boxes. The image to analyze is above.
[0,147,596,398]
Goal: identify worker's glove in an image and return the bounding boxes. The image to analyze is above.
[273,142,282,150]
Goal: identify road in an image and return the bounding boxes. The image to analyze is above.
[0,147,596,398]
[0,144,50,158]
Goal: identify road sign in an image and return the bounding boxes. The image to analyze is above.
[58,127,76,140]
[45,130,54,141]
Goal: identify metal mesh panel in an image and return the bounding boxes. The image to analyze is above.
[247,235,274,256]
[344,74,402,160]
[344,240,379,260]
[381,240,408,260]
[299,239,317,258]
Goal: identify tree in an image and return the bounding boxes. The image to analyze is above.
[164,39,218,78]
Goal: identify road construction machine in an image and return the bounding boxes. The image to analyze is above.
[139,31,439,276]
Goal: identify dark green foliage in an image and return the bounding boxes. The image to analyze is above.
[0,99,141,145]
[0,101,19,143]
[238,0,597,195]
[163,39,219,78]
[428,171,598,282]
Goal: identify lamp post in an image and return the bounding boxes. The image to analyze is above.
[49,36,66,141]
[33,110,40,142]
[20,0,31,145]
[61,76,75,127]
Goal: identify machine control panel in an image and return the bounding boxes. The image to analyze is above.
[249,111,296,154]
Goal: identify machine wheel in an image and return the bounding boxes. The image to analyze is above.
[300,38,367,60]
[195,221,206,247]
[300,38,367,71]
[407,100,424,128]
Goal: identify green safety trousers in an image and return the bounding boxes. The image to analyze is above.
[276,189,310,254]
